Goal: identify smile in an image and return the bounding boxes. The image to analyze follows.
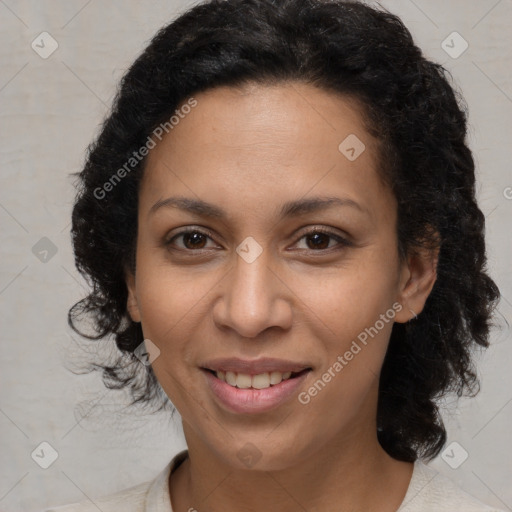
[201,367,311,414]
[212,369,297,389]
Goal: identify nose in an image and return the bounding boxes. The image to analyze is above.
[212,248,293,338]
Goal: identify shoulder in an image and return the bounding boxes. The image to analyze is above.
[398,460,505,512]
[41,450,189,512]
[40,480,152,512]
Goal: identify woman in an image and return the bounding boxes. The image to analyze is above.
[45,0,503,510]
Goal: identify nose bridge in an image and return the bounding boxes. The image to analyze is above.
[234,249,271,305]
[214,242,291,337]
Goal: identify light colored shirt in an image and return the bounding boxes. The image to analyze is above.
[43,449,505,511]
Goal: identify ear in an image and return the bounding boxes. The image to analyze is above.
[125,267,141,323]
[394,241,439,324]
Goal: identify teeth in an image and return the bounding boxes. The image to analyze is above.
[216,370,293,389]
[236,373,252,389]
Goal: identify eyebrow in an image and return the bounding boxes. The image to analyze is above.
[148,195,367,220]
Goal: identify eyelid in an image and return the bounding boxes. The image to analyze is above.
[164,225,352,252]
[294,225,351,241]
[165,226,219,248]
[290,226,353,251]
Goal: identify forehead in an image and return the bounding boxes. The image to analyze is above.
[152,81,374,158]
[140,82,393,225]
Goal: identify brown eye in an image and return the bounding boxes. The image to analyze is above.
[305,232,331,250]
[165,229,217,251]
[295,229,351,252]
[182,231,208,249]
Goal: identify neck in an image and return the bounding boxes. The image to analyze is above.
[170,421,414,512]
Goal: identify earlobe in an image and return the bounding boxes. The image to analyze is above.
[125,269,141,323]
[394,244,439,324]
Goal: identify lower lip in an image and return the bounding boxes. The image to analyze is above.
[202,369,310,414]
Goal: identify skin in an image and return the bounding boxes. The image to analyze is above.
[125,82,438,512]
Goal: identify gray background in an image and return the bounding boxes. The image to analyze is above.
[0,1,511,510]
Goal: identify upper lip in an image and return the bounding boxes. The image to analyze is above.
[201,357,312,375]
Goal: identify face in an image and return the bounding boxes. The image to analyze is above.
[126,82,436,471]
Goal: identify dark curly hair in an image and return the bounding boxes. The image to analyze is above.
[68,0,500,462]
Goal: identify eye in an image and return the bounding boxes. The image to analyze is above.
[293,228,351,252]
[165,228,218,251]
[164,227,352,254]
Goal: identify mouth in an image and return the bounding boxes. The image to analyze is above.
[201,367,311,390]
[200,366,312,414]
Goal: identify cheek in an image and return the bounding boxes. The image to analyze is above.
[293,246,399,392]
[296,257,398,338]
[297,292,396,436]
[133,258,214,407]
[134,245,215,334]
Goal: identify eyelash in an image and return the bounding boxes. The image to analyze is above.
[164,227,352,254]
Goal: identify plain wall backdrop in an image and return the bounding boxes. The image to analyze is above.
[0,0,511,510]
